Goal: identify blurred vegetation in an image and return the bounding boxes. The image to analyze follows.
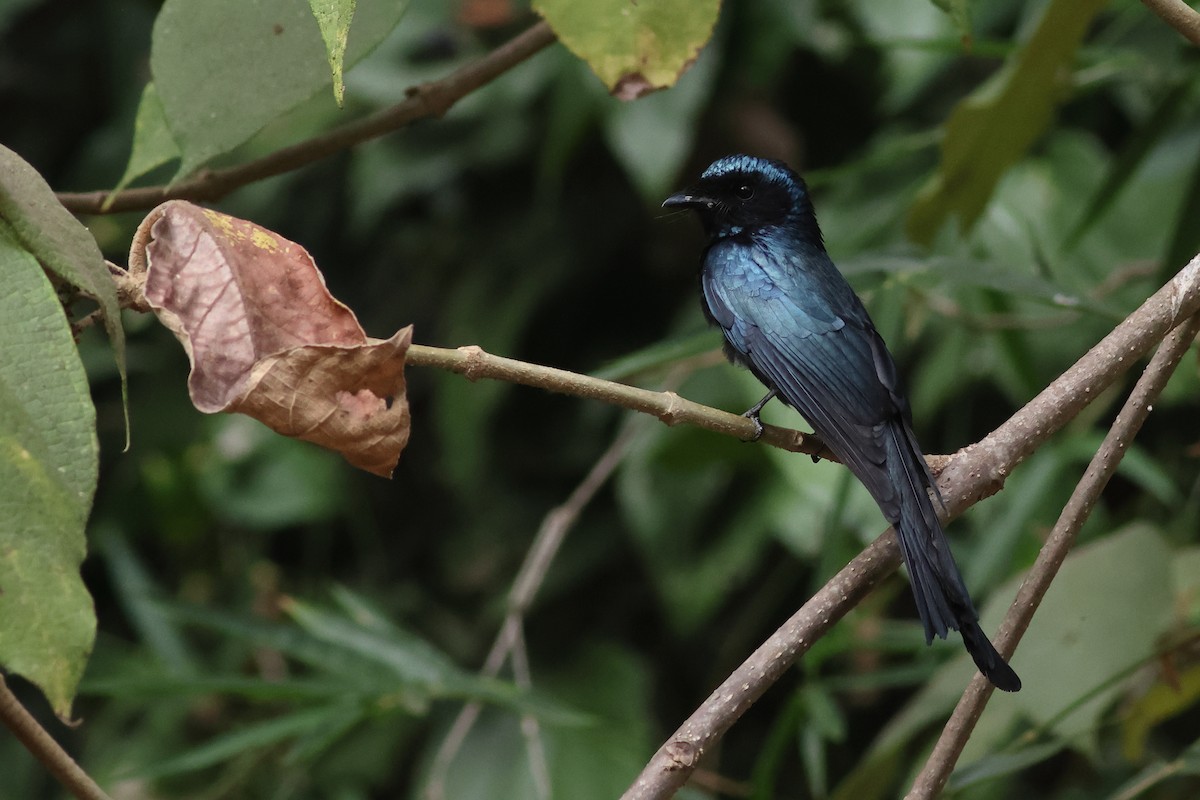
[2,0,1200,798]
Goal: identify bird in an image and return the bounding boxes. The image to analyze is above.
[663,154,1021,692]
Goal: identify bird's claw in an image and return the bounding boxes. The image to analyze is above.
[742,409,765,442]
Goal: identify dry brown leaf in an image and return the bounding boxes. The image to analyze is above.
[133,200,411,477]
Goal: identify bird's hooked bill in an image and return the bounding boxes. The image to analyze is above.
[662,192,714,210]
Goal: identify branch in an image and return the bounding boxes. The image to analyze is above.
[0,676,114,800]
[56,22,558,214]
[906,310,1200,799]
[619,254,1200,800]
[406,343,834,460]
[1142,0,1200,45]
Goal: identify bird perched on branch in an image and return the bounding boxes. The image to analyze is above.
[664,154,1020,692]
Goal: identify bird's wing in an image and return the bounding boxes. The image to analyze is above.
[701,245,915,514]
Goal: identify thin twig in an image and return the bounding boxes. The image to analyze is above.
[905,311,1200,799]
[1142,0,1200,45]
[56,22,558,214]
[422,417,648,799]
[407,344,832,460]
[619,254,1200,800]
[510,625,551,800]
[0,676,114,800]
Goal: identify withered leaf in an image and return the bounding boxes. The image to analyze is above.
[135,200,410,477]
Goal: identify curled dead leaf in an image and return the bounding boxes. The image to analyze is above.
[611,72,658,101]
[132,200,411,477]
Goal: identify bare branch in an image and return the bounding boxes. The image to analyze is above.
[905,310,1200,799]
[1142,0,1200,45]
[407,344,833,460]
[56,22,558,215]
[0,676,114,800]
[619,254,1200,800]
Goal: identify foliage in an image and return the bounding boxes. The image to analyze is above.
[1,0,1199,798]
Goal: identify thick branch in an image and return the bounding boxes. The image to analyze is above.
[1142,0,1200,45]
[57,22,558,214]
[619,254,1200,800]
[0,676,113,800]
[906,310,1200,799]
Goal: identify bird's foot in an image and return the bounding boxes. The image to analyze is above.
[740,388,777,442]
[742,408,765,442]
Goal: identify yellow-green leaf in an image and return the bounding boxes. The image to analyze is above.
[533,0,720,99]
[308,0,357,107]
[907,0,1107,244]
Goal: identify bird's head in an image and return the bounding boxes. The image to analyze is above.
[663,154,819,241]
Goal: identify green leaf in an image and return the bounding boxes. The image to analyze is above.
[948,740,1067,791]
[907,0,1108,244]
[308,0,357,107]
[0,230,97,718]
[590,329,717,382]
[424,643,651,800]
[1065,80,1196,250]
[1005,525,1174,752]
[135,703,358,779]
[81,673,352,702]
[1119,662,1200,761]
[108,82,181,201]
[930,0,971,45]
[151,0,407,178]
[533,0,720,97]
[1163,147,1200,275]
[0,145,125,401]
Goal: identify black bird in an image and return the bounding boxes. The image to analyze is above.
[664,154,1020,692]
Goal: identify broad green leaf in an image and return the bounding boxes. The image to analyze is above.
[151,0,407,178]
[1002,525,1174,752]
[0,145,125,397]
[533,0,720,98]
[308,0,357,107]
[0,229,98,718]
[108,82,181,201]
[950,524,1175,765]
[907,0,1107,244]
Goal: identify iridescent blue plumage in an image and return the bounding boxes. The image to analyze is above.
[665,155,1020,691]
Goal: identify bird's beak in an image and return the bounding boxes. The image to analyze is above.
[662,191,713,210]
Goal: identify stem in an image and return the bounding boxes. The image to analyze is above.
[56,22,558,214]
[0,676,114,800]
[406,343,832,460]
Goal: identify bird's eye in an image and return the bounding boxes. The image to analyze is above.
[734,184,754,200]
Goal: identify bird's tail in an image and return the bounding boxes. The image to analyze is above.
[883,422,1022,692]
